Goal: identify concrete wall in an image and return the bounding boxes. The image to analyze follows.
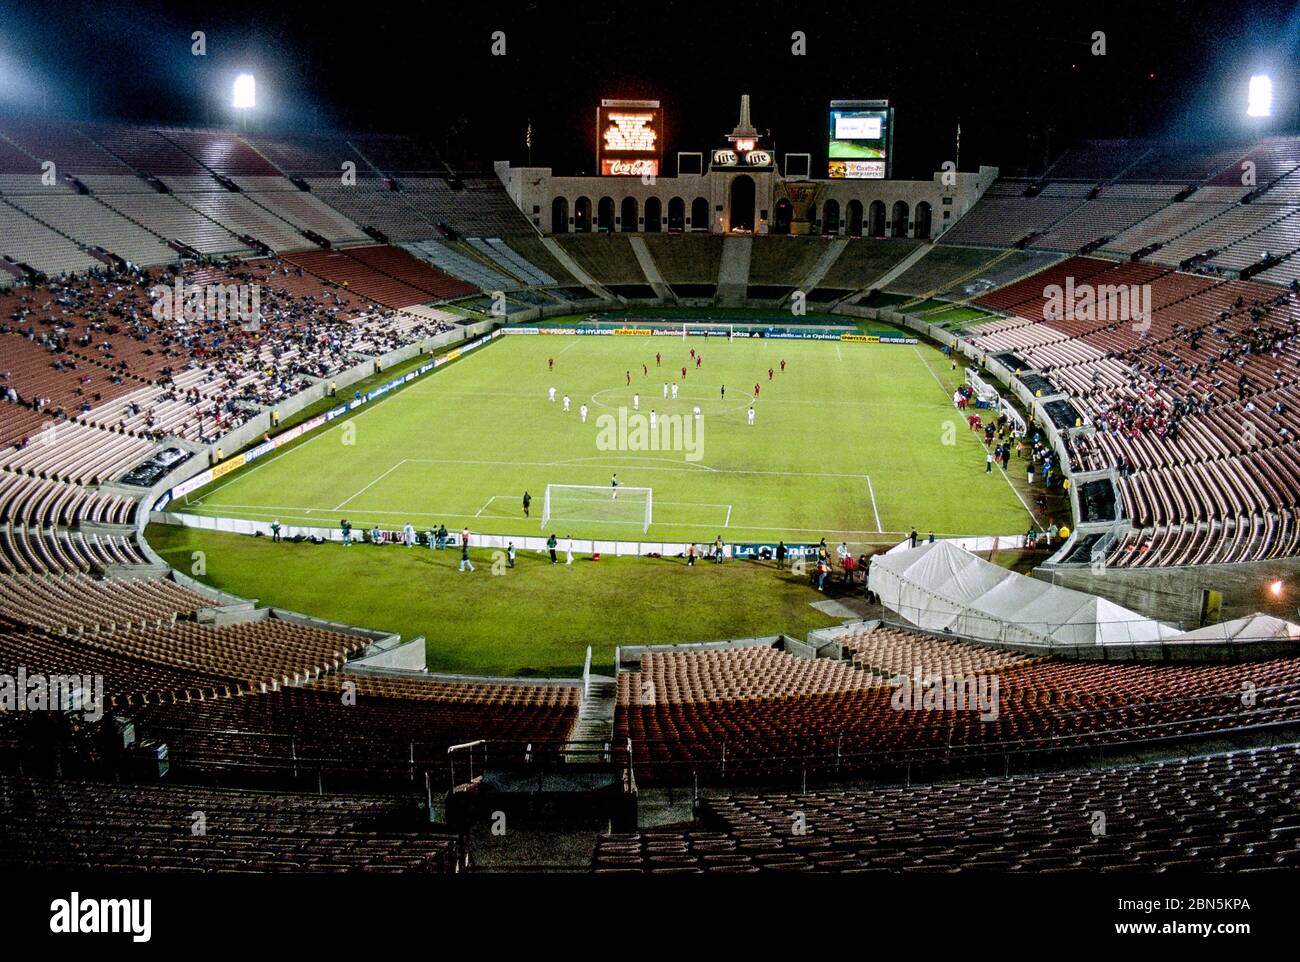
[498,163,997,239]
[1045,556,1300,629]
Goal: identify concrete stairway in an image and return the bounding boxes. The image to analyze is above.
[716,235,752,306]
[568,674,616,758]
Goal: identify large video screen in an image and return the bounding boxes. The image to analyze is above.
[828,101,892,179]
[597,100,661,177]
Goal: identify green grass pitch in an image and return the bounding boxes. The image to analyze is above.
[176,332,1032,545]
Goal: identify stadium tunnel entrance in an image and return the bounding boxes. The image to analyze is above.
[728,174,755,231]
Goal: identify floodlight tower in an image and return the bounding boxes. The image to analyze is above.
[232,73,255,130]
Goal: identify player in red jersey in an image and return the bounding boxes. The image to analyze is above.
[642,363,648,377]
[753,383,760,397]
[695,355,701,369]
[681,366,687,379]
[548,357,554,371]
[656,352,661,366]
[768,366,774,380]
[780,359,786,372]
[626,370,631,385]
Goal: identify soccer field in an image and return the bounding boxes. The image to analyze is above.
[176,331,1033,545]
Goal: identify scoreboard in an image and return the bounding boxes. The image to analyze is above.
[828,100,893,179]
[597,99,662,177]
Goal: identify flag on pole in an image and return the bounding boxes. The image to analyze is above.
[525,119,532,149]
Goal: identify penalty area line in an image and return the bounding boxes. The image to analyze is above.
[866,475,882,532]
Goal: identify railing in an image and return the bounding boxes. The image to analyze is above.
[99,679,1300,791]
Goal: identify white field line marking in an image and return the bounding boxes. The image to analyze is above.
[724,504,732,528]
[183,502,920,538]
[866,475,882,532]
[193,418,344,503]
[403,456,872,481]
[911,344,1038,525]
[912,344,951,394]
[334,459,408,511]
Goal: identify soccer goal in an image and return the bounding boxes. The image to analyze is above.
[540,484,653,532]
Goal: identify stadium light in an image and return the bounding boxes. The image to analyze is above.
[232,73,256,110]
[1247,75,1272,117]
[1269,578,1285,598]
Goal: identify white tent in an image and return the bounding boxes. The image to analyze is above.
[1172,613,1300,644]
[869,540,1180,648]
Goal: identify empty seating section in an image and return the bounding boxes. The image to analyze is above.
[6,194,176,265]
[747,236,827,287]
[616,630,1300,781]
[83,124,209,177]
[939,193,1087,247]
[0,528,147,575]
[839,625,1036,680]
[0,418,152,484]
[175,192,308,251]
[303,178,433,240]
[127,678,579,778]
[627,646,877,704]
[402,240,519,290]
[285,247,447,307]
[336,245,476,301]
[242,189,369,244]
[0,470,135,527]
[818,239,922,291]
[475,237,558,285]
[0,121,134,178]
[0,777,466,873]
[0,573,208,633]
[397,178,536,236]
[0,202,100,276]
[156,128,282,178]
[553,236,648,285]
[240,133,373,178]
[99,192,249,255]
[595,745,1300,872]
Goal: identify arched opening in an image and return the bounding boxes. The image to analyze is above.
[620,196,639,232]
[914,201,933,239]
[772,198,793,235]
[846,200,864,237]
[690,196,709,231]
[550,196,569,234]
[667,197,685,232]
[890,200,910,238]
[728,176,755,232]
[574,196,592,233]
[643,196,662,233]
[868,200,886,237]
[822,198,841,235]
[644,196,662,233]
[597,196,616,233]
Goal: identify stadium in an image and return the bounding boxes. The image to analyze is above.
[1,0,1299,927]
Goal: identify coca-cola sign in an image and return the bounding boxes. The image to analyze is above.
[602,158,659,177]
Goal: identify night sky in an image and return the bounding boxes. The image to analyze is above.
[0,0,1295,177]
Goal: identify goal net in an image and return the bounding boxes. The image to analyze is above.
[541,484,653,533]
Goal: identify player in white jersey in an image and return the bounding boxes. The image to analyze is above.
[747,406,755,425]
[649,409,657,431]
[548,386,556,402]
[671,383,678,400]
[562,395,570,412]
[693,405,701,417]
[580,403,588,423]
[633,393,640,411]
[663,382,668,399]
